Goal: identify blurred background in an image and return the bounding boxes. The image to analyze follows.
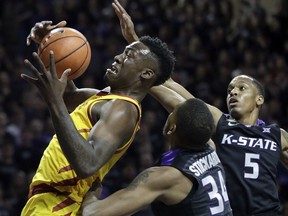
[0,0,287,215]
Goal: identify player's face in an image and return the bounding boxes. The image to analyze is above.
[104,41,153,88]
[226,75,260,119]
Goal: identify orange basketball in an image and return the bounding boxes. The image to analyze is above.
[38,27,91,80]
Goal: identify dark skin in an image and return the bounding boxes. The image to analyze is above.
[81,103,194,216]
[23,0,158,178]
[112,3,288,167]
[152,76,288,167]
[25,0,139,112]
[22,51,138,178]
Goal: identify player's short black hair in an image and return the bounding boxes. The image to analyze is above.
[175,98,214,149]
[139,36,175,86]
[251,77,265,98]
[236,75,265,98]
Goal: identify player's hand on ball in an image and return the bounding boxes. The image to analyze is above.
[26,20,67,46]
[22,51,71,102]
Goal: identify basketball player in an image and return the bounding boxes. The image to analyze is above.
[150,76,288,216]
[20,1,175,216]
[114,4,288,216]
[81,98,233,216]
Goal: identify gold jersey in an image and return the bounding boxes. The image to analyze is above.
[21,93,141,216]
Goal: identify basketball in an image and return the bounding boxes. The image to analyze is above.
[38,27,91,80]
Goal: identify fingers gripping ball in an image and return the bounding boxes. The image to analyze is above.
[38,27,91,80]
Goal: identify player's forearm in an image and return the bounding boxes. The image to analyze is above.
[126,33,139,44]
[82,189,143,216]
[163,78,194,99]
[48,98,97,178]
[149,85,186,113]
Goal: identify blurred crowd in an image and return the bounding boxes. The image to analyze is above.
[0,0,288,215]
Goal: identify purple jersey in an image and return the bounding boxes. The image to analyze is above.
[151,144,233,216]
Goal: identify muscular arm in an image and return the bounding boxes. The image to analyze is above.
[150,79,223,128]
[149,85,186,113]
[280,129,288,168]
[82,167,192,216]
[51,99,139,178]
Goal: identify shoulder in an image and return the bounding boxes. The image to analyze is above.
[216,113,236,127]
[92,97,140,126]
[91,95,139,114]
[104,98,139,114]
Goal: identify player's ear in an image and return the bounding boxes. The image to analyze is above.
[167,124,176,135]
[256,95,264,106]
[140,68,155,79]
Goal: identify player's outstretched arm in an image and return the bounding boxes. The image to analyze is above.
[149,85,186,113]
[82,166,192,216]
[113,0,139,44]
[150,78,223,127]
[280,129,288,168]
[163,78,195,100]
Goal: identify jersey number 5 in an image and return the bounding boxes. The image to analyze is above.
[244,153,260,179]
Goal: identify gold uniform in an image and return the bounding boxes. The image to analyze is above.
[21,93,141,216]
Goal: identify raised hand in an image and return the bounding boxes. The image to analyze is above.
[22,51,71,103]
[112,0,139,44]
[26,20,67,46]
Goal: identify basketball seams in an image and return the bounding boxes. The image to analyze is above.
[38,27,91,80]
[38,36,87,56]
[41,42,89,79]
[54,41,87,64]
[66,43,90,79]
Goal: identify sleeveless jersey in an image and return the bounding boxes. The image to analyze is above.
[21,93,141,216]
[214,114,282,216]
[151,144,233,216]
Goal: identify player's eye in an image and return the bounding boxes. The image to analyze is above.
[125,50,132,57]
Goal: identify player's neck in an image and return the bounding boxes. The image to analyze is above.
[110,88,147,103]
[236,112,259,126]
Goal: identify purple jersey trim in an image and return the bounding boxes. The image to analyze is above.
[224,113,265,126]
[256,118,265,126]
[160,149,180,166]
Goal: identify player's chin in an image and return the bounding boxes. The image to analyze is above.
[104,70,119,82]
[104,73,115,86]
[229,108,241,120]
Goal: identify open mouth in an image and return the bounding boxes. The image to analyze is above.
[229,98,238,106]
[107,65,118,75]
